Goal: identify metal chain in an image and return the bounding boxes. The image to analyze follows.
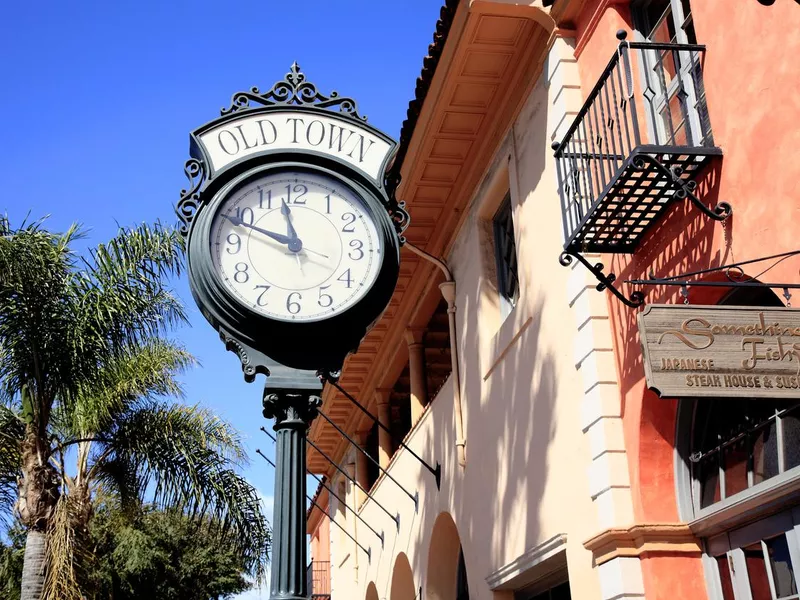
[722,216,735,265]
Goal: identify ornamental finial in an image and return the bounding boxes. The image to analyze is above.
[219,62,366,121]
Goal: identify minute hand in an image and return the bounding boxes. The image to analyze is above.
[222,215,293,245]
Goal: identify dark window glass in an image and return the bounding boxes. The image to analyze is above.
[765,534,798,597]
[783,407,800,471]
[493,193,519,307]
[692,398,800,509]
[744,543,773,599]
[724,441,749,498]
[752,421,780,485]
[550,582,572,600]
[456,547,470,600]
[716,556,736,600]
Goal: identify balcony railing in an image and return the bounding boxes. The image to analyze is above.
[307,560,331,598]
[553,32,728,257]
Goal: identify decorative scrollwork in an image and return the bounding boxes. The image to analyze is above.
[559,251,645,308]
[318,369,342,384]
[219,330,271,383]
[176,158,206,237]
[633,153,732,221]
[220,62,367,122]
[262,392,322,426]
[388,200,411,244]
[220,330,255,380]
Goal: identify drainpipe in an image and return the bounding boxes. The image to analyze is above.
[403,242,466,467]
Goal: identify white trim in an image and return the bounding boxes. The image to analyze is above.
[690,467,800,537]
[485,533,567,590]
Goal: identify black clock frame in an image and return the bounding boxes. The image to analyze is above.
[187,156,399,375]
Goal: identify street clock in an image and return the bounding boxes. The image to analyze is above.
[176,63,408,376]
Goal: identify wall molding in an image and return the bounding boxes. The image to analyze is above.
[574,0,629,59]
[486,533,568,590]
[585,523,703,566]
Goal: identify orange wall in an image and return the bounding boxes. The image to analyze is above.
[573,1,800,598]
[310,510,331,564]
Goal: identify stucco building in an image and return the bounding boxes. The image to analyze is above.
[307,1,800,599]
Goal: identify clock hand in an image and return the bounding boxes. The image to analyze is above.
[280,199,299,240]
[222,214,295,246]
[301,247,330,259]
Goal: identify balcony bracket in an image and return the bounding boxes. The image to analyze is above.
[560,250,645,309]
[633,152,732,222]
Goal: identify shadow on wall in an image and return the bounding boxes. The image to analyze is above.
[432,291,559,596]
[426,512,462,600]
[611,161,725,402]
[377,47,575,597]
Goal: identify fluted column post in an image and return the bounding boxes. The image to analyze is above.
[262,390,321,600]
[405,328,428,425]
[375,388,392,469]
[354,430,370,507]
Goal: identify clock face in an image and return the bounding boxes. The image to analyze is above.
[210,170,383,322]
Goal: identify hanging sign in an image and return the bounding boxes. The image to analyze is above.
[638,304,800,398]
[194,110,393,182]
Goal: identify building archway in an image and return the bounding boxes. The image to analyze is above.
[365,581,379,600]
[426,512,470,600]
[390,553,416,600]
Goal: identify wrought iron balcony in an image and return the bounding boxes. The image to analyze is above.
[307,560,331,599]
[553,31,730,260]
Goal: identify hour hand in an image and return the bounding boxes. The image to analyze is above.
[280,199,299,240]
[222,214,292,245]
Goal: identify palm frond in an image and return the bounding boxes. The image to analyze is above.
[43,496,82,600]
[0,219,81,406]
[67,339,195,437]
[73,221,187,355]
[97,402,267,578]
[0,405,23,522]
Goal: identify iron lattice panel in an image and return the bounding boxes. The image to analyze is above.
[564,146,721,254]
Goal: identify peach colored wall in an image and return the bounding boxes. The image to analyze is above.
[573,1,800,598]
[310,513,330,564]
[325,38,601,600]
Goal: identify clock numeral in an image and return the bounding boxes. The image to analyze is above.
[348,239,364,260]
[337,268,353,289]
[318,285,333,308]
[226,233,241,254]
[286,184,308,205]
[324,194,332,214]
[236,207,254,225]
[234,262,249,283]
[254,284,270,307]
[286,292,302,315]
[341,212,356,233]
[258,189,272,209]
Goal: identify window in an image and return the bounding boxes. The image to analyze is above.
[691,398,800,511]
[707,509,800,600]
[632,0,712,146]
[515,578,571,600]
[492,192,519,312]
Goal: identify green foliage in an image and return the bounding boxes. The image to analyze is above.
[0,405,23,521]
[1,506,253,600]
[0,524,24,600]
[0,217,270,596]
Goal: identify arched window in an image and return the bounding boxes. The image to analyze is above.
[675,286,800,598]
[676,286,800,518]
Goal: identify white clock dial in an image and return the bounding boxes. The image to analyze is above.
[210,171,383,322]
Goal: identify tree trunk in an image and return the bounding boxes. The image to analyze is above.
[16,425,59,600]
[20,530,47,600]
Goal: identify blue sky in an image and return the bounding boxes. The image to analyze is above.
[0,1,442,596]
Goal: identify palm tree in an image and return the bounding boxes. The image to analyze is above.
[0,218,269,599]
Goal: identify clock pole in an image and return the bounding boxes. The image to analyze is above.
[261,364,323,600]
